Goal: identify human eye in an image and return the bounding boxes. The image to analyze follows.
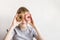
[19,16,22,19]
[27,16,30,18]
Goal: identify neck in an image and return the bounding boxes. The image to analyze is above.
[19,25,27,31]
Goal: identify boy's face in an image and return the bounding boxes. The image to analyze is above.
[16,12,31,27]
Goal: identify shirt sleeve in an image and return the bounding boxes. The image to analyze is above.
[27,24,38,38]
[32,27,38,38]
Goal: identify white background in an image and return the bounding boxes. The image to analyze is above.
[0,0,60,40]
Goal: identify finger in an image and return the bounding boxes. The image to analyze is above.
[14,14,18,19]
[30,14,35,26]
[12,14,18,23]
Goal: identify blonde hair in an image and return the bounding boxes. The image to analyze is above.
[17,7,29,14]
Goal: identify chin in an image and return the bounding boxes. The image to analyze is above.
[22,24,27,26]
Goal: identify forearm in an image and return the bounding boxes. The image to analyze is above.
[33,26,43,40]
[4,25,15,40]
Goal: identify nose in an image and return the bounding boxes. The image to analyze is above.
[21,17,26,23]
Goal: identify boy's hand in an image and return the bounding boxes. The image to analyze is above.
[11,14,21,28]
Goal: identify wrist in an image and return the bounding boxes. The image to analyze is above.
[9,25,16,30]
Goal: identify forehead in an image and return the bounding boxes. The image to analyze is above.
[18,12,30,16]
